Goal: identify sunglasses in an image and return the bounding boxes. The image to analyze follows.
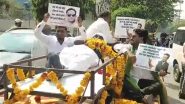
[67,14,76,17]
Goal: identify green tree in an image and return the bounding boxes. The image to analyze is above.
[31,0,96,22]
[167,20,185,33]
[31,0,49,22]
[0,0,23,18]
[111,5,147,27]
[111,0,178,32]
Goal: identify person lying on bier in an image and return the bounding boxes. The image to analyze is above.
[47,33,105,78]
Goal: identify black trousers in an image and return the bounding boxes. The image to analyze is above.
[47,53,65,78]
[138,79,161,96]
[47,53,65,69]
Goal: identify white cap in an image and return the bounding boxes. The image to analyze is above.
[15,18,23,23]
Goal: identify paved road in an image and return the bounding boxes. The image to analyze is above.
[165,68,185,104]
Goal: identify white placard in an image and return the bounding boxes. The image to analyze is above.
[96,0,110,16]
[48,3,80,27]
[135,44,173,71]
[114,17,146,38]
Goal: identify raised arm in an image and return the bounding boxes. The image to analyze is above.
[34,21,51,45]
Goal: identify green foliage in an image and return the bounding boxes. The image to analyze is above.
[0,0,9,8]
[168,20,185,32]
[31,0,96,21]
[0,0,23,18]
[111,0,178,32]
[31,0,49,22]
[111,5,147,27]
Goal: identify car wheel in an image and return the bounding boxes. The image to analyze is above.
[173,64,181,82]
[179,91,185,99]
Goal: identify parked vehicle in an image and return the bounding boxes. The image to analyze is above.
[179,43,185,98]
[172,27,185,82]
[0,28,36,79]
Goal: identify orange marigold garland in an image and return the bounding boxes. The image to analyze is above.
[66,72,91,104]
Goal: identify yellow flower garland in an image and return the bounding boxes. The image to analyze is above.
[47,71,68,96]
[5,68,91,104]
[5,68,47,104]
[115,98,138,104]
[86,38,137,104]
[47,71,91,104]
[99,90,108,104]
[16,68,26,81]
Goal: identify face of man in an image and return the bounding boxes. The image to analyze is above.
[56,27,67,39]
[162,54,169,62]
[130,31,142,46]
[66,10,76,23]
[15,22,22,27]
[44,13,50,22]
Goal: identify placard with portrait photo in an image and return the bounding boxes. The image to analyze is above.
[48,3,80,27]
[114,17,145,38]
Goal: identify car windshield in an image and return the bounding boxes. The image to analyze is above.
[174,30,185,45]
[0,29,35,53]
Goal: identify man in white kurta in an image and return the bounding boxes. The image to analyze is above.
[86,11,115,43]
[34,21,86,54]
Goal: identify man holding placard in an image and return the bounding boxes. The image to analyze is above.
[34,13,86,54]
[115,29,169,104]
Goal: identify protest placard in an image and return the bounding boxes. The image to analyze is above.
[96,0,110,16]
[48,3,80,27]
[114,17,145,38]
[129,44,173,80]
[135,44,173,71]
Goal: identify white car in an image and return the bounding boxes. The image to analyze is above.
[0,28,39,80]
[172,27,185,83]
[179,42,185,98]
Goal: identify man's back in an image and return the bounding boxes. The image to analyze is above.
[57,45,100,77]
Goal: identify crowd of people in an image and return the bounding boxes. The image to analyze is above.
[10,11,174,104]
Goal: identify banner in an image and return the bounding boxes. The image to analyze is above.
[48,3,80,27]
[114,17,145,38]
[96,0,110,16]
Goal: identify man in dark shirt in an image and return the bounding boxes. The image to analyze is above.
[155,53,170,77]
